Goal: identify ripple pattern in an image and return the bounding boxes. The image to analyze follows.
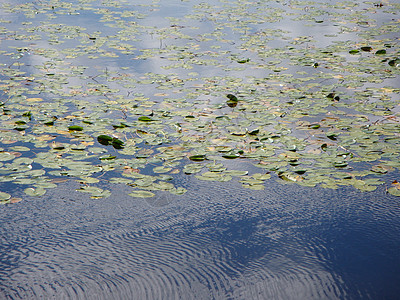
[1,176,400,299]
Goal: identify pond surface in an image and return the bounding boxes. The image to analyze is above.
[1,176,400,299]
[1,0,400,299]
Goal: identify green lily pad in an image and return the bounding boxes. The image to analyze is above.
[24,187,46,197]
[68,125,83,131]
[128,190,155,198]
[189,155,206,161]
[388,187,400,197]
[138,116,153,122]
[97,135,113,145]
[97,135,124,149]
[222,153,240,159]
[0,192,11,201]
[99,155,116,160]
[153,166,172,173]
[184,163,204,174]
[237,58,250,64]
[0,0,398,200]
[224,170,248,176]
[388,58,400,67]
[361,46,372,52]
[0,152,15,161]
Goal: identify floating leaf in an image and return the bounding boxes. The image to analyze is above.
[195,172,232,182]
[97,135,113,145]
[361,46,372,52]
[68,125,83,131]
[111,139,124,149]
[222,153,240,159]
[112,122,129,129]
[224,170,248,176]
[388,58,400,67]
[237,58,250,64]
[226,93,239,107]
[9,198,23,204]
[97,135,124,149]
[279,172,302,182]
[24,187,46,197]
[77,186,111,198]
[243,184,265,190]
[170,187,187,195]
[189,155,206,161]
[138,116,153,122]
[333,161,348,168]
[248,129,259,135]
[388,187,400,197]
[326,93,336,99]
[128,190,155,198]
[99,155,116,160]
[309,123,320,129]
[153,166,172,173]
[0,192,11,201]
[0,152,16,161]
[375,49,386,55]
[184,163,203,174]
[78,177,100,184]
[326,132,338,140]
[292,168,307,175]
[371,165,391,174]
[26,98,43,103]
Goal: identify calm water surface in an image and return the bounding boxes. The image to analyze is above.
[1,0,400,299]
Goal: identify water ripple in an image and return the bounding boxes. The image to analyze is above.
[1,178,400,299]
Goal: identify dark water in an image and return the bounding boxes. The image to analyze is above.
[1,175,400,299]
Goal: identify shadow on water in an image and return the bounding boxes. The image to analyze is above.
[1,175,399,299]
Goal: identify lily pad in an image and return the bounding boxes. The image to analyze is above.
[388,187,400,197]
[97,135,113,145]
[361,46,372,52]
[128,190,155,198]
[24,187,46,197]
[68,125,83,131]
[0,192,11,201]
[138,116,153,122]
[189,155,206,161]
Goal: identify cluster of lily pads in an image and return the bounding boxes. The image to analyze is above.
[0,0,399,203]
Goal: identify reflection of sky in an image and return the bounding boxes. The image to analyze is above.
[1,173,400,299]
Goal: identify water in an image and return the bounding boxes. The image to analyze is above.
[1,0,400,298]
[1,177,400,299]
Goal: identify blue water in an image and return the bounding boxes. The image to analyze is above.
[1,176,400,299]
